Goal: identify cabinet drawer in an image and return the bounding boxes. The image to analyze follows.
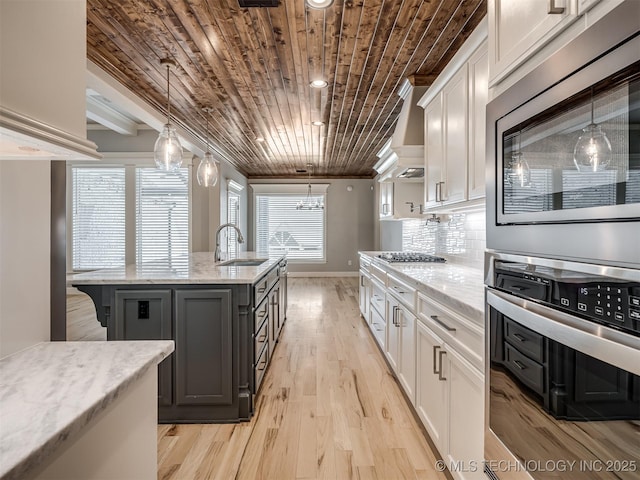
[254,317,268,356]
[254,343,269,393]
[418,293,483,370]
[370,279,386,317]
[504,317,544,363]
[254,268,277,304]
[359,255,371,274]
[254,297,269,330]
[505,343,544,395]
[370,305,386,349]
[388,274,416,312]
[370,262,387,286]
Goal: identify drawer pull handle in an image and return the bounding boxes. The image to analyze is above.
[438,350,447,381]
[373,323,384,332]
[513,360,526,370]
[257,361,267,371]
[392,286,406,294]
[258,334,267,342]
[431,315,456,332]
[548,0,565,14]
[512,285,528,291]
[513,333,526,342]
[433,345,441,375]
[392,305,400,326]
[258,287,266,293]
[258,311,267,318]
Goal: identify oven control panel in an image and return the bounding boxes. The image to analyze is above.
[495,262,640,336]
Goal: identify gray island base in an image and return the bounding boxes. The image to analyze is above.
[71,252,287,423]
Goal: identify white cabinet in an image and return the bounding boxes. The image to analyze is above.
[488,0,578,85]
[416,321,448,450]
[424,69,468,209]
[358,270,370,319]
[447,347,485,480]
[417,295,485,480]
[421,33,488,211]
[397,303,416,403]
[386,294,401,372]
[467,45,489,200]
[378,179,423,219]
[379,181,394,218]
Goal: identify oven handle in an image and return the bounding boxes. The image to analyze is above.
[486,288,640,376]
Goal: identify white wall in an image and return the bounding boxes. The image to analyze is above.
[248,178,375,274]
[0,161,51,358]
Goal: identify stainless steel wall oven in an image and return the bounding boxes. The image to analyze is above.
[485,3,640,479]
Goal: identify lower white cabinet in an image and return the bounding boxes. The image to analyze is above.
[358,269,370,319]
[416,321,448,450]
[416,318,484,480]
[386,294,401,372]
[397,303,416,403]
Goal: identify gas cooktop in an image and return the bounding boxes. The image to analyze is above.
[377,252,446,263]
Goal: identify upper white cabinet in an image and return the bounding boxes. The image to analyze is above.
[488,0,578,86]
[419,20,488,211]
[377,179,423,219]
[488,0,626,94]
[467,45,489,200]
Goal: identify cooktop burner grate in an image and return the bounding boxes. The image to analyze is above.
[377,252,446,263]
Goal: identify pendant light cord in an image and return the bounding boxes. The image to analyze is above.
[166,63,171,126]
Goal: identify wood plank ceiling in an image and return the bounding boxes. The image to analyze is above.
[87,0,486,178]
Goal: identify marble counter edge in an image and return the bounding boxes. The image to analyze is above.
[0,340,174,480]
[69,253,286,286]
[359,251,485,322]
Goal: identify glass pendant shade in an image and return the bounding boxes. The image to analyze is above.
[573,123,612,172]
[197,151,218,187]
[506,152,531,188]
[154,123,183,171]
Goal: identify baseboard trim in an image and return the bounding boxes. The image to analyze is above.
[287,271,358,278]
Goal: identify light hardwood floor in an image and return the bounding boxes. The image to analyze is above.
[67,278,448,480]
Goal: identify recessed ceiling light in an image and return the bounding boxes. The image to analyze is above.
[306,0,334,9]
[310,79,328,88]
[312,121,325,126]
[256,136,265,142]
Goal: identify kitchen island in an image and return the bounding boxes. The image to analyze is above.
[70,252,287,423]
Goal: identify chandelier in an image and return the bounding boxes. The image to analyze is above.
[296,164,324,210]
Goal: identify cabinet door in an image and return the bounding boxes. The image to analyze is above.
[398,306,416,404]
[270,284,281,344]
[447,348,485,480]
[424,94,443,208]
[359,271,370,318]
[467,42,488,200]
[114,289,172,406]
[386,295,401,372]
[443,66,468,205]
[416,321,448,453]
[379,182,394,217]
[175,289,232,406]
[489,0,577,84]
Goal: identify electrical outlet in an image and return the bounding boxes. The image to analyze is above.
[347,260,352,266]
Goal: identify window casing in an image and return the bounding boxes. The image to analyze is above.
[227,190,240,257]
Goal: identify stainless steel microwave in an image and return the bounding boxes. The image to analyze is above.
[486,2,640,269]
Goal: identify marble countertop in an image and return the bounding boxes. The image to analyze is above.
[70,252,285,285]
[0,340,174,480]
[359,251,485,323]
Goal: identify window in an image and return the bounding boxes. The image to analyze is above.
[136,168,189,263]
[254,186,326,262]
[71,165,190,271]
[72,167,125,270]
[227,190,240,257]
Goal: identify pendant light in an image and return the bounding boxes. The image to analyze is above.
[154,58,183,172]
[506,130,531,188]
[573,87,612,172]
[296,164,324,210]
[196,107,219,187]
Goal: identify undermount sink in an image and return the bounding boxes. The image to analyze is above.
[219,259,268,267]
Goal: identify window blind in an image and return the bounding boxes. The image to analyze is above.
[255,193,325,261]
[136,168,189,264]
[227,191,240,256]
[72,167,126,270]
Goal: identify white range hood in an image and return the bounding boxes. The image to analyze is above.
[374,80,427,181]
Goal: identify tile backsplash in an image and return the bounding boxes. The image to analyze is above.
[402,211,486,268]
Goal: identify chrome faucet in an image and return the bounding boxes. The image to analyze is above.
[214,223,245,261]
